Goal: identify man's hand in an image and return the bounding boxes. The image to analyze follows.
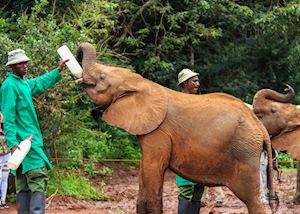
[57,59,69,72]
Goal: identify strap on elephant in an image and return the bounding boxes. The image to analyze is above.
[268,192,279,213]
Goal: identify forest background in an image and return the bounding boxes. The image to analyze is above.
[0,0,299,200]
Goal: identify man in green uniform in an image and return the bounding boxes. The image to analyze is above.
[0,48,68,214]
[176,68,205,214]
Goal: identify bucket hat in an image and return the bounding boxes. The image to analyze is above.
[177,68,199,85]
[6,49,30,66]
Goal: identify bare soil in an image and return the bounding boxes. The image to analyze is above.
[2,167,300,214]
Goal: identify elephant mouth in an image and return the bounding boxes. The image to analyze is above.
[254,112,264,119]
[79,81,96,89]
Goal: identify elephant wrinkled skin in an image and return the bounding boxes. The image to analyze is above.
[253,84,300,160]
[76,42,277,214]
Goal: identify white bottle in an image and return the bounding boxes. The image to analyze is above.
[57,45,83,79]
[7,136,33,170]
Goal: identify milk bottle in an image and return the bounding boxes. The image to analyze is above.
[7,136,33,170]
[57,45,83,78]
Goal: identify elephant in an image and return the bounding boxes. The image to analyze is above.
[76,42,278,214]
[253,85,300,204]
[252,84,300,160]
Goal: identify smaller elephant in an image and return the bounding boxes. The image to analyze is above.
[252,84,300,159]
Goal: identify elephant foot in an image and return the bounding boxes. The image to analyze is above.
[269,192,279,213]
[137,201,147,214]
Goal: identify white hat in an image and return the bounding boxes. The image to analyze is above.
[6,49,30,66]
[177,68,199,85]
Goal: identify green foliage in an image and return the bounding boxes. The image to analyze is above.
[47,169,108,200]
[53,112,140,169]
[98,166,113,176]
[1,0,299,96]
[278,152,296,169]
[84,161,98,177]
[108,211,125,214]
[84,161,113,178]
[0,0,140,171]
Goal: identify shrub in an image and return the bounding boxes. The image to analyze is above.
[47,169,108,200]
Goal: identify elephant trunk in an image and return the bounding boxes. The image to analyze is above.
[76,43,97,72]
[253,84,295,105]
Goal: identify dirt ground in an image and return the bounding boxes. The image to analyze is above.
[2,167,300,214]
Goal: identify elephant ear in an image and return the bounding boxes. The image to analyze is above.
[103,79,169,135]
[272,128,300,161]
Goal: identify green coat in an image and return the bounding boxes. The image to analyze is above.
[0,68,62,174]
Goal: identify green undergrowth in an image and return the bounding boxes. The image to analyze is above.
[278,152,297,169]
[47,169,109,201]
[280,168,297,173]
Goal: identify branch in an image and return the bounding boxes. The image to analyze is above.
[0,0,12,12]
[114,0,158,48]
[52,0,56,16]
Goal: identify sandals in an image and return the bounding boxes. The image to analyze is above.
[0,202,9,209]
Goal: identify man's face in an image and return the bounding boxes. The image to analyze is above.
[183,76,200,94]
[10,62,28,78]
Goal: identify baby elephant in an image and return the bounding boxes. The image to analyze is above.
[76,42,278,214]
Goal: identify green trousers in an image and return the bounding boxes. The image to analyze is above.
[178,184,205,202]
[16,167,48,193]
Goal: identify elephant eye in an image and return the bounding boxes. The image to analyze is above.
[99,73,106,80]
[271,107,277,113]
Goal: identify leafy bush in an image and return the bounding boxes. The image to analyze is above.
[0,0,140,171]
[84,161,113,178]
[52,116,140,169]
[278,152,296,169]
[47,169,108,200]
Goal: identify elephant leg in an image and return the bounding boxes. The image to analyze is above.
[228,166,266,214]
[136,130,172,214]
[137,162,147,213]
[294,161,300,202]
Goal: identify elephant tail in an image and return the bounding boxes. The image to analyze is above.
[263,135,279,212]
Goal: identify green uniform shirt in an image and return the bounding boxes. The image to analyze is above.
[0,68,62,174]
[176,175,197,187]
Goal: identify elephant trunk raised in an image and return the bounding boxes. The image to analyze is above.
[253,84,295,105]
[76,42,97,72]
